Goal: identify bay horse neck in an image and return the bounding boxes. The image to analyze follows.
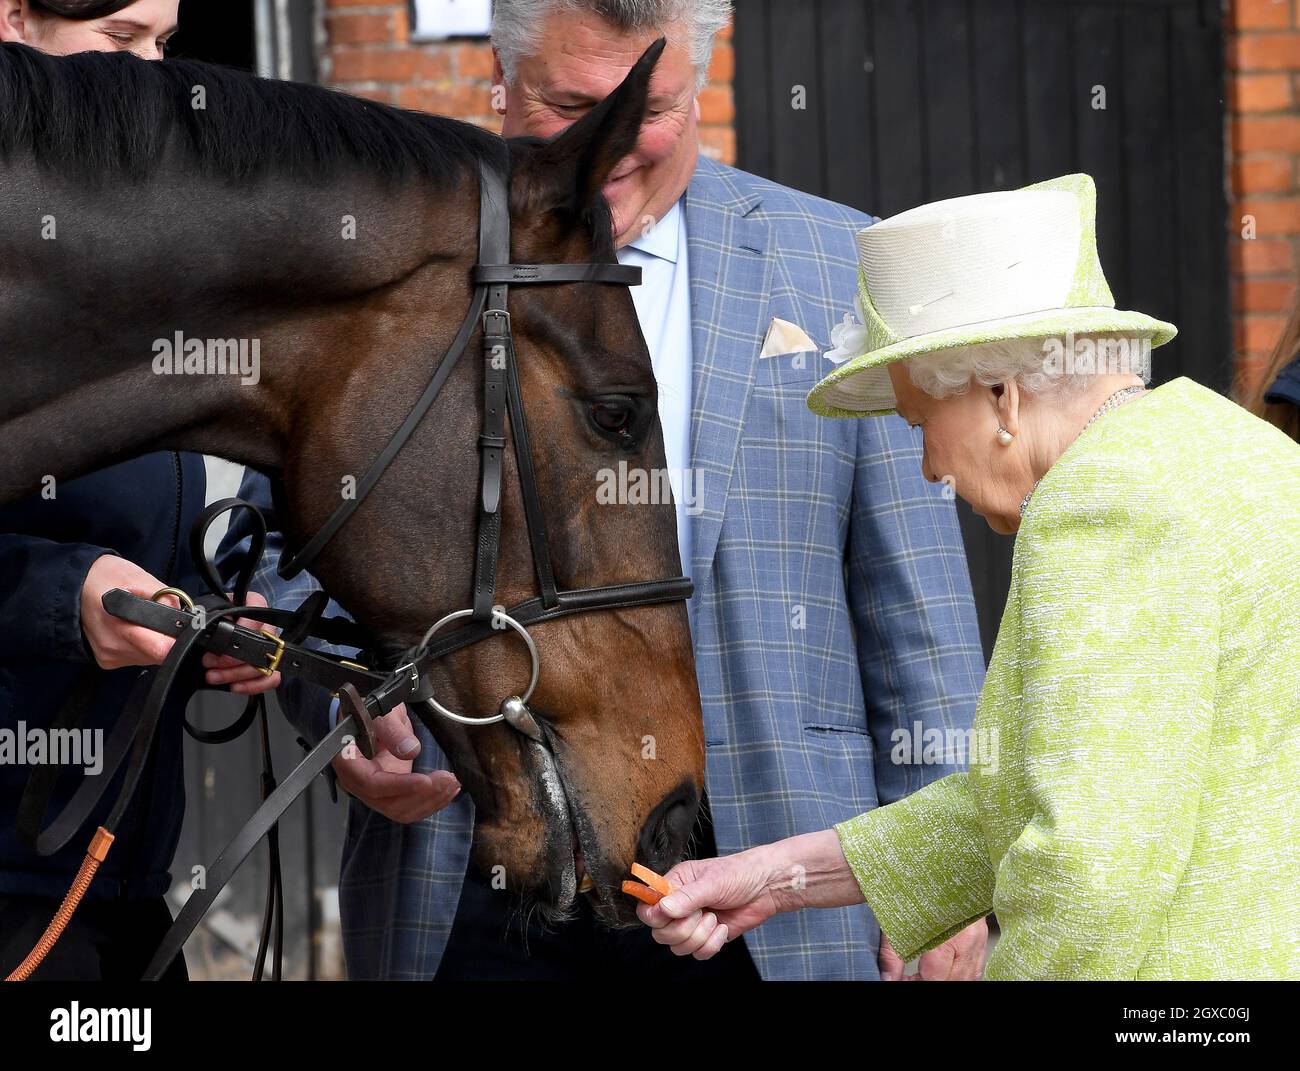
[0,45,502,507]
[0,157,484,507]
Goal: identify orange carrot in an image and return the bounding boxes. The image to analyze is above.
[621,880,664,906]
[630,862,673,897]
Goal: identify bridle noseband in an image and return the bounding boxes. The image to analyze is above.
[278,156,693,730]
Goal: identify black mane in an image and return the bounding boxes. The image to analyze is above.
[0,42,508,186]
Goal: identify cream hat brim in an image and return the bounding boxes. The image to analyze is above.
[807,306,1178,418]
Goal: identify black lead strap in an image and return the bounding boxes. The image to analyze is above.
[142,700,374,981]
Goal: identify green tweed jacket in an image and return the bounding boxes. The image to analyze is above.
[837,377,1300,979]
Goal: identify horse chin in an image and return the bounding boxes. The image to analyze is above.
[460,718,695,930]
[512,734,638,930]
[518,734,580,919]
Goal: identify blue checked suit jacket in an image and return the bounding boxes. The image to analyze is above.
[221,155,985,980]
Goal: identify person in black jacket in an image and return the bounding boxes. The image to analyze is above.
[2,455,202,980]
[0,0,278,981]
[0,470,281,985]
[1244,292,1300,443]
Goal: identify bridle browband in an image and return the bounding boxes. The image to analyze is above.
[9,155,694,983]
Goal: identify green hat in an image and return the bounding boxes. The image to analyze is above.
[807,174,1178,418]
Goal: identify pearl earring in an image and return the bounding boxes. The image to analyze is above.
[996,427,1015,446]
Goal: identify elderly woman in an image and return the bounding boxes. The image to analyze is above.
[636,174,1300,980]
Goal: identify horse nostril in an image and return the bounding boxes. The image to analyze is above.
[636,782,700,870]
[660,797,695,846]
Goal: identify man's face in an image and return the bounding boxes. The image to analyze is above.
[495,9,701,248]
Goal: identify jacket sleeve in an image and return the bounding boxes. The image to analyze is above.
[835,771,997,959]
[978,486,1219,979]
[0,533,112,664]
[846,415,986,804]
[836,483,1220,977]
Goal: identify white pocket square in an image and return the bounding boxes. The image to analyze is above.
[760,316,818,358]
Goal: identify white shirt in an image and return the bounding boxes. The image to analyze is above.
[616,197,694,578]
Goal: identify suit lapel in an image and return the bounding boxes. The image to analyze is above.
[684,157,772,586]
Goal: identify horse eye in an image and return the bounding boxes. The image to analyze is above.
[588,398,639,444]
[591,403,631,433]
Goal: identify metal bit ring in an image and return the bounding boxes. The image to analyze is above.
[416,609,540,727]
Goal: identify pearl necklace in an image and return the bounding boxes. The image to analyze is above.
[1018,384,1148,518]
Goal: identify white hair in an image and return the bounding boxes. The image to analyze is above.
[491,0,733,93]
[905,334,1154,399]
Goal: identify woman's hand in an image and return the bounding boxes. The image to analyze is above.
[635,851,782,959]
[879,918,988,980]
[80,555,179,669]
[80,555,279,692]
[637,829,863,959]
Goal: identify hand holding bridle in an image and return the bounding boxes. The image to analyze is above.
[82,555,280,693]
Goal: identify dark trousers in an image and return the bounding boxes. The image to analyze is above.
[0,894,188,982]
[435,797,761,981]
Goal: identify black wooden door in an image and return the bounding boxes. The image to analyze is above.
[734,0,1229,658]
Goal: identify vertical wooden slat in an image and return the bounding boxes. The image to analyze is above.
[1121,3,1179,366]
[1169,1,1233,392]
[1072,3,1130,304]
[732,0,773,180]
[765,0,824,196]
[921,0,976,201]
[817,0,874,212]
[871,0,929,214]
[1020,2,1073,181]
[970,0,1028,191]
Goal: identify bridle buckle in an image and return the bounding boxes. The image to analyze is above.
[257,629,285,677]
[149,586,195,612]
[482,309,510,336]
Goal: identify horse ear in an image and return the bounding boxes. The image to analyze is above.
[513,36,665,218]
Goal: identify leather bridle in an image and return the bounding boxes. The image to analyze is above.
[8,155,694,982]
[280,155,693,732]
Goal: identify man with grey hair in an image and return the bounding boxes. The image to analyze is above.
[491,0,729,250]
[232,0,989,980]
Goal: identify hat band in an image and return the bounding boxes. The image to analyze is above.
[870,304,1131,348]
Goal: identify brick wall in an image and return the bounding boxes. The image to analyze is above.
[320,2,1296,393]
[320,0,736,161]
[1228,0,1300,394]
